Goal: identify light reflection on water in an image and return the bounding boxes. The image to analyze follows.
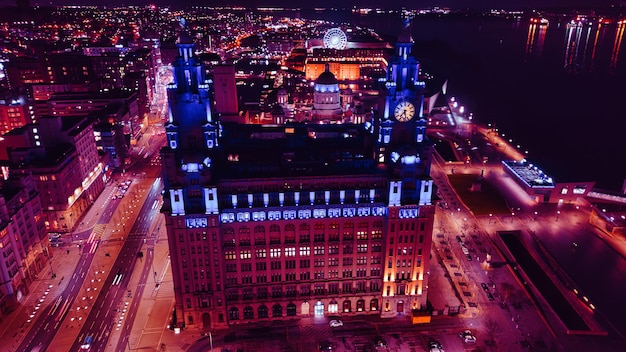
[554,19,626,74]
[298,9,626,189]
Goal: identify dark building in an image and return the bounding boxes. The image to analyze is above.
[0,114,104,233]
[3,57,48,89]
[160,24,435,331]
[44,53,97,86]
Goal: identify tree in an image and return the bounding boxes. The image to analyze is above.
[485,319,501,339]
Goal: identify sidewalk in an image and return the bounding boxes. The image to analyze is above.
[124,217,196,352]
[0,245,82,352]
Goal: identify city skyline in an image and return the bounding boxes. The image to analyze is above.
[0,0,621,9]
[0,4,625,352]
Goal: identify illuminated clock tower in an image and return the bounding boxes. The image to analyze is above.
[161,26,225,330]
[377,19,435,318]
[379,18,426,147]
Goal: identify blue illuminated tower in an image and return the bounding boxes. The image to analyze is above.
[161,27,223,329]
[376,20,435,318]
[377,19,433,207]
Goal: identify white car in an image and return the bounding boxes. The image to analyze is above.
[459,330,476,343]
[428,340,444,352]
[329,319,343,328]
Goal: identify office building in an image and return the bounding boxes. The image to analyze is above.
[161,24,434,331]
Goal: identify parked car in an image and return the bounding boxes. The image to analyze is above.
[329,319,343,328]
[459,330,477,343]
[481,283,489,292]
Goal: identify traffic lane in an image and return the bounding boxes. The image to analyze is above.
[72,182,159,351]
[19,252,94,351]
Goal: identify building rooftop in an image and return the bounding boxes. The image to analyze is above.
[208,123,382,180]
[48,90,135,101]
[503,160,555,188]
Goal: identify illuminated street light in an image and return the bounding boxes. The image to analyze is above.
[556,210,561,221]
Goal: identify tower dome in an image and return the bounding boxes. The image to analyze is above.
[316,64,338,85]
[313,64,342,121]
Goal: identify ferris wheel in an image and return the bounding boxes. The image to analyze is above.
[323,28,348,49]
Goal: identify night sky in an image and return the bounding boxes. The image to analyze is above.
[0,0,620,9]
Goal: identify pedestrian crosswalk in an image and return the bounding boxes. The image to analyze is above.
[87,224,107,243]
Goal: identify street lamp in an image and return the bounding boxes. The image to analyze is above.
[510,212,515,223]
[49,257,56,278]
[489,213,494,224]
[556,211,560,222]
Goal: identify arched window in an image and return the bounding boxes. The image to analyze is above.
[357,299,365,312]
[270,225,281,244]
[254,225,266,245]
[272,304,282,317]
[343,222,354,241]
[343,300,351,313]
[228,307,239,320]
[239,227,250,245]
[328,300,338,314]
[370,299,379,311]
[286,303,297,316]
[269,224,281,233]
[299,223,310,243]
[282,223,295,243]
[243,306,254,320]
[258,305,269,318]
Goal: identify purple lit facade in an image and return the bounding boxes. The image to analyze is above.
[161,25,435,331]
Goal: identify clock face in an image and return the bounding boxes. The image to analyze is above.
[394,100,415,122]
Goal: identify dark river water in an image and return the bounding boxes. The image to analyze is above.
[302,10,626,191]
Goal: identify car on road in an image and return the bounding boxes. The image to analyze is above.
[487,292,495,301]
[481,283,489,292]
[459,330,477,343]
[318,340,334,351]
[373,336,387,349]
[466,254,473,261]
[329,319,343,328]
[80,335,93,349]
[428,340,444,352]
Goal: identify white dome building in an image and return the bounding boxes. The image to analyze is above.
[312,64,343,122]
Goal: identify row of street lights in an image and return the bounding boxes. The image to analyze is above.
[486,210,564,224]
